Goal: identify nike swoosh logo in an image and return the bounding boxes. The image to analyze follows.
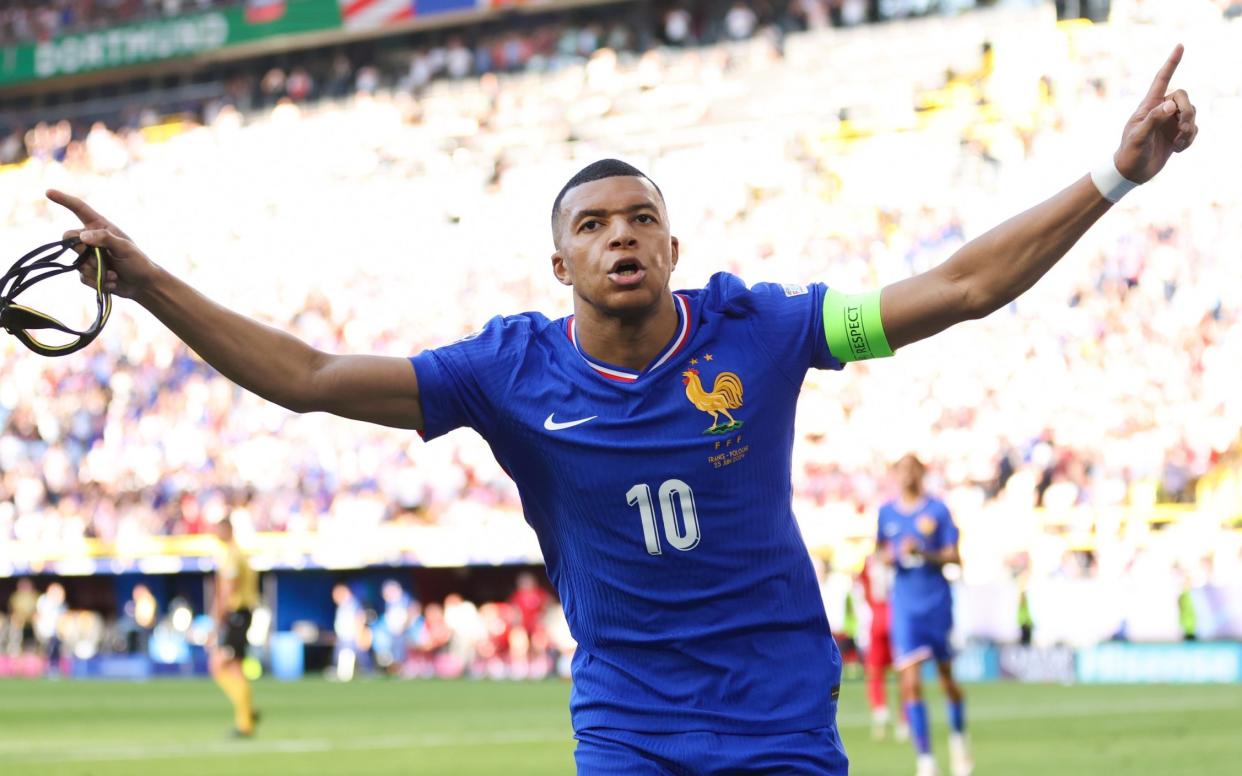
[544,413,597,431]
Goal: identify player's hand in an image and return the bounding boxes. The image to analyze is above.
[899,536,922,559]
[46,189,161,299]
[1113,44,1198,184]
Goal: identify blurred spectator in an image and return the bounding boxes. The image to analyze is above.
[373,579,412,674]
[354,65,380,94]
[442,592,484,674]
[34,582,66,671]
[286,68,315,103]
[331,583,365,680]
[414,600,453,674]
[259,67,287,106]
[446,37,474,79]
[509,571,550,641]
[663,6,694,46]
[834,0,868,26]
[725,2,759,40]
[117,583,159,654]
[5,579,37,656]
[326,53,355,99]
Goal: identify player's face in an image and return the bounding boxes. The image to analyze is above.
[551,176,679,317]
[896,455,925,492]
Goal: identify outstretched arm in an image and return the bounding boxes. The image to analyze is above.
[880,45,1197,351]
[50,191,424,430]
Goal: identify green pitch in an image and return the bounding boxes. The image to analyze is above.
[0,678,1238,774]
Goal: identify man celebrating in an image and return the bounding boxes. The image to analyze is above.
[878,455,968,776]
[50,46,1195,773]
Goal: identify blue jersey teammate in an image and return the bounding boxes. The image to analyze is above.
[878,455,970,776]
[50,48,1195,774]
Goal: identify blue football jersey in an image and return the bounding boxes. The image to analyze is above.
[877,497,958,620]
[411,272,845,735]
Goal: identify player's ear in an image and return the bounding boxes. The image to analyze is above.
[670,235,679,271]
[551,251,573,286]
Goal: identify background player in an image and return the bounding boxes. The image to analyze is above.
[858,548,906,742]
[45,44,1195,774]
[879,454,969,776]
[211,517,260,738]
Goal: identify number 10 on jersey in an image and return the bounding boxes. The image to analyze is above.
[626,479,700,554]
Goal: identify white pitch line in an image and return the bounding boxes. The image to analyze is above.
[0,729,568,764]
[0,697,221,711]
[833,693,1242,727]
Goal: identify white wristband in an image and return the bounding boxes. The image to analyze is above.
[1090,159,1139,203]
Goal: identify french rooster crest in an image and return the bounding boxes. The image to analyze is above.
[681,367,744,434]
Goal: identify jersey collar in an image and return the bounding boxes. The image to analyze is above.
[892,496,929,517]
[565,293,692,383]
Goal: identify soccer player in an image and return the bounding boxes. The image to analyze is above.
[49,47,1195,773]
[210,516,260,737]
[858,549,905,742]
[878,454,967,776]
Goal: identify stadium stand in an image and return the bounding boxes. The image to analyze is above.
[0,2,244,47]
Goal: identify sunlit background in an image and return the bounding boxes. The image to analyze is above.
[0,1,1240,773]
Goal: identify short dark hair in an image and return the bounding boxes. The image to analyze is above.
[550,158,664,232]
[897,453,925,472]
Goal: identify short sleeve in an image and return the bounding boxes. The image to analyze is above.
[703,273,844,380]
[936,502,960,548]
[747,281,844,374]
[409,315,529,441]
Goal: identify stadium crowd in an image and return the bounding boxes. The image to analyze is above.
[0,0,991,155]
[0,572,576,678]
[0,0,240,46]
[0,0,989,49]
[0,3,1240,646]
[329,573,576,680]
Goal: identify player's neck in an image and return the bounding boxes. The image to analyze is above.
[573,293,679,372]
[898,490,925,509]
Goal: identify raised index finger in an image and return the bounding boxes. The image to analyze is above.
[1144,44,1184,105]
[46,188,106,225]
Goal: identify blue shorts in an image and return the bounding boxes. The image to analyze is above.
[891,611,952,669]
[574,723,848,775]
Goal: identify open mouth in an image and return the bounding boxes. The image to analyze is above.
[608,258,647,287]
[610,258,643,277]
[608,259,647,287]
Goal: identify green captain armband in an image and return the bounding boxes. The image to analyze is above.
[823,288,893,362]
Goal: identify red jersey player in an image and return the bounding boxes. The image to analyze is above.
[859,551,908,742]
